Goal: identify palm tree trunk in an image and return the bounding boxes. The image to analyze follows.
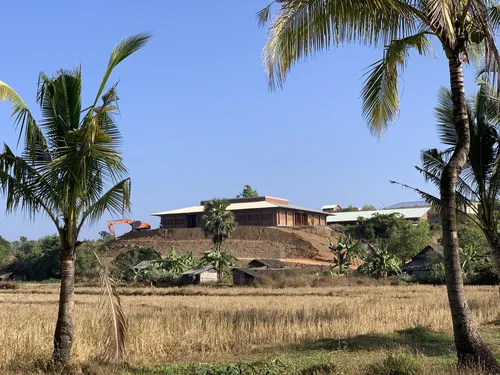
[442,57,499,371]
[52,244,76,364]
[486,234,500,278]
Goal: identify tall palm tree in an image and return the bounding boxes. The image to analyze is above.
[397,84,500,276]
[201,198,237,251]
[0,33,150,364]
[258,0,500,370]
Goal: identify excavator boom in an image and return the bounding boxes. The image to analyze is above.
[107,219,150,239]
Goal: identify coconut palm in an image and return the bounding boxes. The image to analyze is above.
[201,198,237,251]
[396,84,500,277]
[0,33,150,364]
[258,1,500,369]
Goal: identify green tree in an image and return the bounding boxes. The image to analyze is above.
[399,85,500,278]
[237,185,259,198]
[0,236,12,264]
[201,198,237,251]
[200,249,234,280]
[322,235,360,275]
[0,33,150,364]
[361,204,376,211]
[257,1,500,368]
[357,241,401,279]
[339,205,360,212]
[385,221,430,262]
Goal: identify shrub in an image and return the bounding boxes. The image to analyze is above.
[113,248,162,280]
[368,350,423,375]
[467,262,499,285]
[75,246,100,279]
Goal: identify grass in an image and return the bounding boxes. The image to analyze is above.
[0,283,498,374]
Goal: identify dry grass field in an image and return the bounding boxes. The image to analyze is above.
[0,282,499,374]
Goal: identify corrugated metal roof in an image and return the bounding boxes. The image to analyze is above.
[181,265,216,275]
[384,201,431,209]
[327,207,430,223]
[152,201,328,216]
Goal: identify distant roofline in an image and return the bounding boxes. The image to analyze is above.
[327,207,430,223]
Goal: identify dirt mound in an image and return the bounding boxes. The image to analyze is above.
[102,226,337,261]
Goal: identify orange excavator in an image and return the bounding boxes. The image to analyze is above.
[107,219,151,239]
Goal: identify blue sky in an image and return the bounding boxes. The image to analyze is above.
[0,1,477,241]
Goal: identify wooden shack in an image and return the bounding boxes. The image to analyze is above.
[181,265,218,285]
[248,259,286,269]
[401,245,443,278]
[232,267,263,285]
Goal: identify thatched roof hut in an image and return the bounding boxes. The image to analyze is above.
[401,245,443,278]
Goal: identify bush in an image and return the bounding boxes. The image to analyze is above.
[76,246,100,279]
[113,248,162,280]
[467,262,499,285]
[9,236,60,281]
[368,350,423,375]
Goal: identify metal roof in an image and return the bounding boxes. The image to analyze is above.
[181,265,216,276]
[321,204,341,209]
[327,207,431,224]
[152,201,328,216]
[384,201,431,209]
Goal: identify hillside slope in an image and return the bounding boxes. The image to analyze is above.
[102,226,340,261]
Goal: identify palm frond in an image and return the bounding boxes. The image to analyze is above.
[93,33,151,106]
[434,86,458,145]
[0,80,47,157]
[361,32,433,134]
[424,0,456,45]
[95,252,127,363]
[256,3,273,28]
[262,0,417,90]
[78,179,131,232]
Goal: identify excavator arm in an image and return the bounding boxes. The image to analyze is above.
[107,219,151,239]
[108,219,133,239]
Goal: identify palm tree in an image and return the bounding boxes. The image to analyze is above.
[201,198,237,251]
[258,1,500,369]
[0,33,150,364]
[396,84,500,277]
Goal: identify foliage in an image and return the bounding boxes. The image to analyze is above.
[132,248,196,282]
[322,236,360,275]
[338,205,360,213]
[99,231,115,243]
[357,242,401,279]
[202,198,237,250]
[368,350,423,375]
[459,245,483,275]
[113,248,162,280]
[458,223,488,256]
[200,249,234,279]
[361,204,376,211]
[237,185,259,198]
[75,246,100,279]
[8,235,60,280]
[467,262,499,285]
[0,236,12,265]
[352,213,430,262]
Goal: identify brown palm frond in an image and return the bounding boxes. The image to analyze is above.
[95,252,127,363]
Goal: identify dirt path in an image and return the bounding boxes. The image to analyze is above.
[237,257,332,266]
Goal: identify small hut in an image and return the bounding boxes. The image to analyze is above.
[181,265,218,285]
[248,259,286,269]
[401,245,443,278]
[232,267,263,285]
[132,260,154,270]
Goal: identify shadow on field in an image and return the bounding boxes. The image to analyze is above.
[290,326,454,357]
